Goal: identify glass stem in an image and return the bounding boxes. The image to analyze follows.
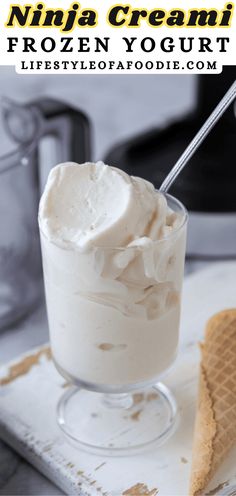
[102,393,133,409]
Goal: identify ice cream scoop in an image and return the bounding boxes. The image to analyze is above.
[39,161,172,250]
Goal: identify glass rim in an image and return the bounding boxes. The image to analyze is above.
[39,192,188,252]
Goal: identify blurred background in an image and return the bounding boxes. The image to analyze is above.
[0,67,236,494]
[0,69,195,160]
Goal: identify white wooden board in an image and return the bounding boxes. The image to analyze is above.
[0,262,236,496]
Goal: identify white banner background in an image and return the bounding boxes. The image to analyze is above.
[0,0,235,73]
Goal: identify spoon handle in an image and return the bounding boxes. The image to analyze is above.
[160,80,236,193]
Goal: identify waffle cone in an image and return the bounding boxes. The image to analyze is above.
[190,309,236,496]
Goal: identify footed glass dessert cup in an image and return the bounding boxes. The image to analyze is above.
[40,194,187,455]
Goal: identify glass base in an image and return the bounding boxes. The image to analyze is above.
[57,382,178,456]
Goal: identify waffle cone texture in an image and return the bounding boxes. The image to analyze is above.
[190,309,236,496]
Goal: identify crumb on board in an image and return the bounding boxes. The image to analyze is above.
[132,393,144,404]
[61,381,71,388]
[147,392,159,402]
[122,482,158,495]
[130,409,142,421]
[77,470,84,476]
[0,347,51,386]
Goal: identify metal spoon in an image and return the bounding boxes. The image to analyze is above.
[160,80,236,193]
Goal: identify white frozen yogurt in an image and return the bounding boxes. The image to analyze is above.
[39,161,187,387]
